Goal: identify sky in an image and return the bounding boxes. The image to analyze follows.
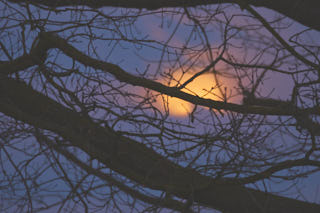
[0,1,320,212]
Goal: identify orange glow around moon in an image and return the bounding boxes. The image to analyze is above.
[156,69,225,117]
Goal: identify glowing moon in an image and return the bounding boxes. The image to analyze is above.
[156,69,224,117]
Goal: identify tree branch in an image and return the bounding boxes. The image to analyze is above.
[0,73,320,213]
[34,133,194,213]
[7,0,320,31]
[34,32,320,117]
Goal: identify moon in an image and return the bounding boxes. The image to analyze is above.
[156,69,225,117]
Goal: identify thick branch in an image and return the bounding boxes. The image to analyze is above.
[8,0,320,31]
[0,75,320,213]
[35,134,193,213]
[35,32,320,117]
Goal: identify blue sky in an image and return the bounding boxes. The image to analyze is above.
[1,1,320,212]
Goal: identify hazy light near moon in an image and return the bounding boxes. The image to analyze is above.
[156,69,224,117]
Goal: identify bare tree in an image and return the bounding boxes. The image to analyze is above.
[1,0,320,212]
